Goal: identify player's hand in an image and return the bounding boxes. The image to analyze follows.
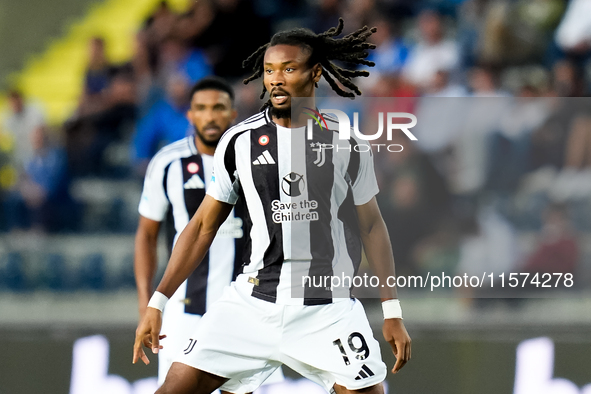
[133,307,164,365]
[382,318,411,374]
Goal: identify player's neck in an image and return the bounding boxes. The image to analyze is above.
[273,114,313,129]
[272,98,315,129]
[194,135,215,156]
[273,116,292,128]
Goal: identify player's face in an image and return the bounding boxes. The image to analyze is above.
[187,89,237,147]
[263,44,322,113]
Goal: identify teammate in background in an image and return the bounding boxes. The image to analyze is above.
[134,19,411,394]
[134,77,283,391]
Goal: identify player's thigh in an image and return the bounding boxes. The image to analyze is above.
[220,391,250,394]
[333,382,384,394]
[157,362,227,394]
[283,299,387,391]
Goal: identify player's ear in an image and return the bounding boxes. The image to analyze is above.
[231,108,238,122]
[312,63,322,84]
[186,110,194,124]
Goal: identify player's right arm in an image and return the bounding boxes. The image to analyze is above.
[133,195,233,365]
[135,149,170,318]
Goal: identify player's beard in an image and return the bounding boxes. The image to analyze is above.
[194,125,221,148]
[270,105,291,119]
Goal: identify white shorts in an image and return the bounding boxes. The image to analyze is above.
[159,281,285,389]
[175,282,387,393]
[159,301,202,386]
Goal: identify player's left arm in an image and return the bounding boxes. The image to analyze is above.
[356,197,411,374]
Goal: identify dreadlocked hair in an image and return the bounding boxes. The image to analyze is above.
[242,18,377,108]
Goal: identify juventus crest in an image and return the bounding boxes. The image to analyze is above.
[310,142,331,167]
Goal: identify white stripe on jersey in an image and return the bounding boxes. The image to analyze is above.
[218,112,266,143]
[144,138,194,180]
[275,125,311,303]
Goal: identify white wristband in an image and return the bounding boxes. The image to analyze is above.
[147,291,168,312]
[382,299,403,320]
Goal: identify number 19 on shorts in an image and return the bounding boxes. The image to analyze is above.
[333,332,370,365]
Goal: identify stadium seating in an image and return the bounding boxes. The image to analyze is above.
[118,253,136,289]
[78,253,107,290]
[38,253,71,290]
[0,252,26,291]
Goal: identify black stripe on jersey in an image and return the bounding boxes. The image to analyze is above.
[163,162,174,255]
[304,124,335,305]
[181,155,206,217]
[342,138,363,276]
[250,124,284,303]
[337,186,362,276]
[347,138,360,185]
[185,251,209,315]
[181,155,209,315]
[221,130,250,279]
[163,162,172,201]
[232,195,247,280]
[165,207,175,256]
[333,138,363,285]
[224,131,248,184]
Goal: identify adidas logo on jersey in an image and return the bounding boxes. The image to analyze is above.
[354,364,375,380]
[184,174,205,189]
[252,150,276,165]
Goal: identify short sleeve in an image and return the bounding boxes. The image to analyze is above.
[351,140,379,206]
[138,155,170,221]
[206,133,240,205]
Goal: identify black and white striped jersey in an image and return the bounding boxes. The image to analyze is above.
[207,108,379,305]
[139,136,244,316]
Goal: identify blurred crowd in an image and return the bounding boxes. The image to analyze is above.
[2,0,591,291]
